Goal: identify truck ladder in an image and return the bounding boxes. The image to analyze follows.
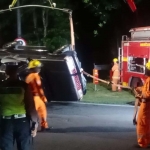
[118,47,123,83]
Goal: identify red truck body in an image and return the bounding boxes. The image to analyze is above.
[119,26,150,87]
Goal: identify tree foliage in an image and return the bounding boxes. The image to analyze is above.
[82,0,142,36]
[0,0,143,51]
[0,0,74,52]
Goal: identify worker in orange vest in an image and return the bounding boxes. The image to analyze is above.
[111,58,120,91]
[25,59,50,131]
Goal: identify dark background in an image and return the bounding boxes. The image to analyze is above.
[74,0,150,74]
[0,0,150,75]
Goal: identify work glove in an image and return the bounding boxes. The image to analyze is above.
[133,118,137,125]
[131,87,142,98]
[108,81,112,86]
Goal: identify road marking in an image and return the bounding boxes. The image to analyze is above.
[51,101,134,107]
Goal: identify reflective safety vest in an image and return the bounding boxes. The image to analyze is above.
[0,81,26,116]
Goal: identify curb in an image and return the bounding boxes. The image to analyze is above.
[51,101,134,107]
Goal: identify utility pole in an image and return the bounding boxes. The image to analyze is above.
[17,0,22,37]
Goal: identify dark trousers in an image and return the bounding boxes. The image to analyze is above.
[0,117,31,150]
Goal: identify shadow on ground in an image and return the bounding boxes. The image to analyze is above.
[39,126,135,133]
[126,101,134,106]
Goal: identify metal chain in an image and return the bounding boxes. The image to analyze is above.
[42,9,48,38]
[33,9,37,34]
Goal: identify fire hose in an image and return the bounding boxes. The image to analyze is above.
[82,71,142,97]
[82,71,132,90]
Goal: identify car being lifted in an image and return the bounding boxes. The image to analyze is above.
[0,4,86,102]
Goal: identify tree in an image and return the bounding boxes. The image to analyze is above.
[82,0,142,36]
[21,0,72,51]
[0,0,76,52]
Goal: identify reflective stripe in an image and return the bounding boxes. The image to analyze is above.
[123,57,128,61]
[2,114,26,119]
[112,77,120,79]
[122,82,128,86]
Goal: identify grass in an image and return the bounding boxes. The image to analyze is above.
[82,82,135,105]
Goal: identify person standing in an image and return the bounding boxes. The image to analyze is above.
[133,61,150,148]
[0,59,38,150]
[111,58,120,91]
[25,59,50,131]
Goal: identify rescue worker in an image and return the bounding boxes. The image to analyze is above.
[25,59,50,131]
[133,61,150,148]
[111,58,120,91]
[0,59,38,150]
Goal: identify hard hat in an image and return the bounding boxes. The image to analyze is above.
[28,60,42,69]
[146,61,150,70]
[113,58,118,62]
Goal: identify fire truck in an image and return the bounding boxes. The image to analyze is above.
[118,26,150,88]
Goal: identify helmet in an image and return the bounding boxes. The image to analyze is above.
[113,58,118,62]
[146,61,150,70]
[28,60,42,69]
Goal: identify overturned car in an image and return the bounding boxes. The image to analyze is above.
[0,43,87,101]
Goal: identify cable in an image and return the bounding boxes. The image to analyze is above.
[9,0,17,11]
[48,0,53,7]
[0,5,71,14]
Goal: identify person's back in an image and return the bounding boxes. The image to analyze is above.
[0,79,27,117]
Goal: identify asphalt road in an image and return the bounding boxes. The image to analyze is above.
[26,102,145,150]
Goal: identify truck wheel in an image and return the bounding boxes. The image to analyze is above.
[130,77,143,88]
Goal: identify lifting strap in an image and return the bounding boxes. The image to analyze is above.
[9,0,17,10]
[48,0,53,7]
[47,0,56,8]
